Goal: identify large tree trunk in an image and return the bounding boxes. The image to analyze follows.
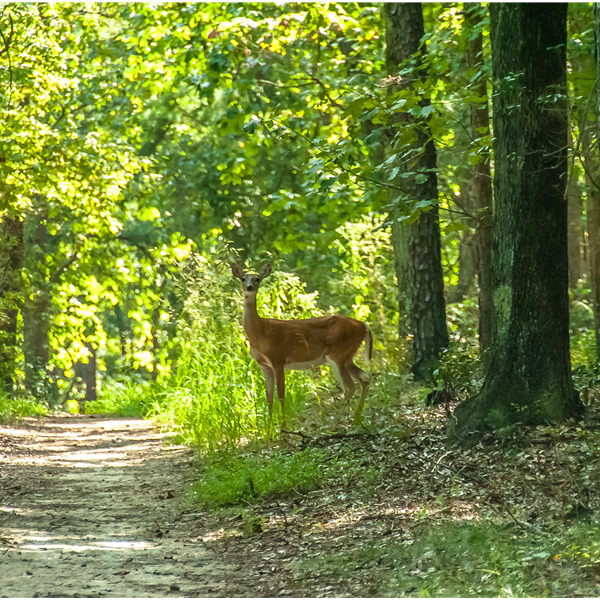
[0,215,24,393]
[383,3,448,380]
[451,3,582,435]
[463,4,494,354]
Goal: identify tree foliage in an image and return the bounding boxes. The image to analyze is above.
[0,3,598,440]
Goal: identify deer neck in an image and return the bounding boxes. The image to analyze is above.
[242,293,263,345]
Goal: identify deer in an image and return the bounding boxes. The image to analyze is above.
[231,262,373,428]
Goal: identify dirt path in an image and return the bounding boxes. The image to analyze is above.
[0,414,232,598]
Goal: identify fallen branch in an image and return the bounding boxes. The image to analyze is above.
[281,428,374,444]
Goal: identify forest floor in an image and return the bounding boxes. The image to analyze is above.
[2,407,600,597]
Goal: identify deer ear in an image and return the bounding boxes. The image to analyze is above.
[259,264,272,279]
[231,263,244,280]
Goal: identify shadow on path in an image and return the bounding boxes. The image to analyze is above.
[0,414,231,598]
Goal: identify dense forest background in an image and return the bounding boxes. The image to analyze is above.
[6,3,600,596]
[1,2,599,446]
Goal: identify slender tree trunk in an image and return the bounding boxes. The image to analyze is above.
[446,230,477,304]
[390,221,411,339]
[592,3,600,359]
[151,302,161,381]
[451,3,581,435]
[463,3,494,354]
[567,173,584,288]
[383,2,448,380]
[82,344,97,407]
[587,169,600,356]
[0,215,24,393]
[22,202,54,402]
[567,128,585,288]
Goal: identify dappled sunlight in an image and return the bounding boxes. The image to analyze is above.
[23,540,156,552]
[1,416,185,469]
[0,505,27,514]
[0,414,233,597]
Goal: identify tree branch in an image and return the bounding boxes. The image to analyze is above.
[49,252,79,284]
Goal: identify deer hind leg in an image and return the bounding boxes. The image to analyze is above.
[325,356,355,400]
[273,363,286,428]
[346,361,371,424]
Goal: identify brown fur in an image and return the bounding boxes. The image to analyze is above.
[231,263,372,426]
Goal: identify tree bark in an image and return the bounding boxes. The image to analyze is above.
[567,157,585,288]
[82,344,97,407]
[383,3,449,380]
[22,202,55,402]
[588,2,600,359]
[451,3,582,435]
[587,167,600,356]
[463,3,494,354]
[446,230,477,304]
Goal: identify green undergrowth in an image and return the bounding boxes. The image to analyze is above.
[191,447,326,507]
[292,519,600,597]
[191,440,387,509]
[0,392,49,421]
[189,395,600,597]
[187,372,410,510]
[84,380,151,417]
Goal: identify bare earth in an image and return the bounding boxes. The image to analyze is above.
[0,414,232,598]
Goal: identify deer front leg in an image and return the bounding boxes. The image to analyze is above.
[260,365,275,421]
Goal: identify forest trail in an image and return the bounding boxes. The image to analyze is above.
[0,414,231,598]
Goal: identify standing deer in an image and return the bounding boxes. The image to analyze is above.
[231,263,372,427]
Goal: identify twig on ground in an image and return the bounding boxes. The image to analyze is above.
[281,428,374,445]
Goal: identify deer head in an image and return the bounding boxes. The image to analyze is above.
[231,263,271,297]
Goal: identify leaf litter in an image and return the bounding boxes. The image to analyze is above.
[2,403,600,597]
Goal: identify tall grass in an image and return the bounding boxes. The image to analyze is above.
[0,391,49,421]
[84,379,150,417]
[146,259,324,450]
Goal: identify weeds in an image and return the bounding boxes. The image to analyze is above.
[192,447,326,507]
[84,380,151,417]
[0,392,48,421]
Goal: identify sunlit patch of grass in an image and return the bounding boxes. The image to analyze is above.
[191,447,326,507]
[84,381,150,417]
[0,393,48,421]
[190,438,388,513]
[146,342,324,451]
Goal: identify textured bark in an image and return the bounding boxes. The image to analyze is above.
[567,162,585,288]
[463,4,494,353]
[390,221,410,338]
[0,216,24,392]
[384,3,448,380]
[451,3,581,435]
[592,3,600,359]
[22,204,54,402]
[587,172,600,357]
